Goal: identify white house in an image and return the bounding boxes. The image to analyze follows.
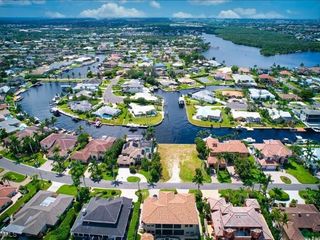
[122,80,144,93]
[129,103,156,117]
[231,110,261,123]
[195,106,221,121]
[191,90,215,104]
[233,74,257,87]
[249,88,275,100]
[267,108,292,122]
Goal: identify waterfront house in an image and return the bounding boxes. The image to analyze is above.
[71,137,116,163]
[195,106,221,121]
[74,83,99,92]
[141,192,200,240]
[252,140,292,170]
[233,74,257,87]
[208,198,274,240]
[191,90,216,104]
[249,89,275,101]
[226,98,248,111]
[75,90,92,98]
[259,74,276,84]
[280,204,320,240]
[129,103,156,117]
[177,76,196,85]
[221,90,244,99]
[231,110,261,123]
[206,137,249,168]
[93,105,121,119]
[122,79,144,93]
[299,109,320,126]
[40,133,77,159]
[267,108,293,122]
[117,137,154,166]
[4,191,73,237]
[71,197,132,240]
[69,100,92,113]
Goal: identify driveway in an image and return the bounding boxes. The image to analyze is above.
[117,168,147,183]
[167,161,181,183]
[265,170,300,184]
[227,166,243,183]
[103,76,124,104]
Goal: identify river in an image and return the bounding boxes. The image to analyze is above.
[20,82,320,143]
[203,34,320,68]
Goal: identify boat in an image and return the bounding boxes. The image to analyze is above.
[72,116,80,122]
[50,107,60,117]
[129,126,138,132]
[95,120,102,128]
[295,135,308,144]
[282,138,291,144]
[34,117,40,124]
[178,96,185,107]
[14,95,23,102]
[243,137,256,143]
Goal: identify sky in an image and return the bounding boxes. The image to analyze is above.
[0,0,319,19]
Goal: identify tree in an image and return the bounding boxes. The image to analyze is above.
[0,129,8,141]
[271,208,289,239]
[193,168,204,190]
[70,161,85,188]
[8,135,21,157]
[195,137,208,160]
[88,160,102,183]
[77,132,89,149]
[50,116,57,126]
[1,175,11,185]
[231,65,239,73]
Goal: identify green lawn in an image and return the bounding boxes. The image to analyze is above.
[2,152,46,167]
[217,169,232,183]
[56,185,78,196]
[127,176,140,182]
[90,188,121,198]
[285,160,319,184]
[0,180,51,226]
[299,188,319,209]
[3,172,26,182]
[135,189,149,202]
[127,201,141,240]
[138,170,151,181]
[280,176,292,184]
[269,189,290,201]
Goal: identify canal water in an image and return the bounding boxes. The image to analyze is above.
[20,82,320,143]
[203,34,320,68]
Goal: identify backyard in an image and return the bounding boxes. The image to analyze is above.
[158,144,211,183]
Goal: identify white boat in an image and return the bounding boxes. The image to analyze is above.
[295,135,308,144]
[243,137,256,143]
[95,120,102,128]
[178,96,185,106]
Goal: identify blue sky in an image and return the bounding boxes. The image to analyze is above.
[0,0,319,19]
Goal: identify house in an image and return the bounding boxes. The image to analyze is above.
[195,106,221,121]
[75,90,92,98]
[191,90,215,104]
[278,93,302,101]
[129,103,156,117]
[69,100,92,112]
[93,105,121,119]
[231,110,261,123]
[4,191,73,237]
[0,117,22,134]
[279,70,292,77]
[3,125,43,146]
[249,88,275,101]
[117,138,154,166]
[226,98,248,111]
[252,140,292,170]
[74,83,99,92]
[267,108,293,122]
[280,204,320,240]
[141,192,200,240]
[221,90,244,99]
[122,79,144,93]
[208,198,274,240]
[299,109,320,125]
[71,197,132,240]
[0,185,17,212]
[177,76,196,85]
[71,137,116,163]
[40,133,77,159]
[206,137,249,168]
[233,74,257,87]
[0,86,11,94]
[259,74,275,84]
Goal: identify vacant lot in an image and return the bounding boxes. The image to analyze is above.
[158,144,211,183]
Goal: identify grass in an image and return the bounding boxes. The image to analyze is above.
[299,188,319,209]
[91,188,121,198]
[101,168,118,181]
[56,185,78,196]
[138,170,151,181]
[269,189,290,201]
[158,144,211,183]
[285,159,319,184]
[2,151,46,167]
[3,172,26,183]
[135,189,149,202]
[127,201,141,240]
[217,169,232,183]
[44,207,76,240]
[0,180,51,226]
[280,176,292,184]
[127,176,141,182]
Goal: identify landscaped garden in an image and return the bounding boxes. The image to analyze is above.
[217,169,232,183]
[284,159,319,184]
[3,171,26,182]
[90,188,121,198]
[269,188,290,201]
[280,176,291,184]
[127,176,140,182]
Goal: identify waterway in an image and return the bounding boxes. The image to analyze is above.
[203,34,320,68]
[20,82,320,143]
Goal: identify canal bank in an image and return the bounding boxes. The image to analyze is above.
[20,82,320,143]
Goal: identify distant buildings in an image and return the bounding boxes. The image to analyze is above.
[208,198,274,240]
[233,74,257,87]
[4,191,73,237]
[141,192,200,239]
[249,89,275,101]
[231,110,261,123]
[71,197,132,240]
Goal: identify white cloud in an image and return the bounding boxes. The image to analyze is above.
[218,8,284,19]
[45,11,65,18]
[190,0,228,5]
[80,3,145,19]
[172,11,206,18]
[150,0,160,8]
[218,10,240,18]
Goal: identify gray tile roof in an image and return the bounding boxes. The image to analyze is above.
[71,197,132,238]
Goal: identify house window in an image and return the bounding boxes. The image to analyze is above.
[174,224,181,228]
[162,224,173,228]
[155,224,161,228]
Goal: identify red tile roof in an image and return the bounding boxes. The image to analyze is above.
[253,140,292,158]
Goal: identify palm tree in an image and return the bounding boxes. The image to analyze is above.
[1,175,11,185]
[70,161,85,188]
[50,116,57,127]
[8,135,20,157]
[88,160,102,183]
[192,168,204,190]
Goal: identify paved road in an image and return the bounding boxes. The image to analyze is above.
[0,158,318,191]
[103,76,124,104]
